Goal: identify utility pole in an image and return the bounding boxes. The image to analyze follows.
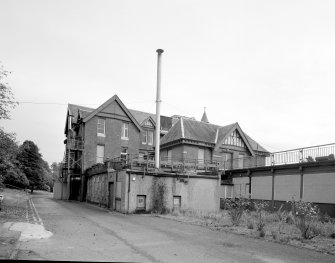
[155,49,164,170]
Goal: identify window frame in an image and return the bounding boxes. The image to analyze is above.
[148,131,153,145]
[142,131,147,144]
[96,145,105,163]
[97,118,106,137]
[121,122,129,140]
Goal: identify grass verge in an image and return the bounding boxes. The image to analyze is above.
[157,209,335,255]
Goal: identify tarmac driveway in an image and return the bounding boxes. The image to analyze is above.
[10,192,335,262]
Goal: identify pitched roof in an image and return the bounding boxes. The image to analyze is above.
[244,134,268,153]
[82,95,142,131]
[65,101,173,133]
[160,118,268,153]
[129,109,172,131]
[161,118,221,145]
[68,104,94,121]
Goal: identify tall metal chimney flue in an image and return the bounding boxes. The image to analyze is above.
[155,49,164,170]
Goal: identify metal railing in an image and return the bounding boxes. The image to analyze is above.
[105,143,335,172]
[66,137,84,150]
[265,143,335,166]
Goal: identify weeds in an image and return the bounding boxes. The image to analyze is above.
[254,200,269,232]
[224,197,250,226]
[288,199,320,239]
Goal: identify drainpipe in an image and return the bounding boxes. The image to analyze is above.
[155,49,164,170]
[127,171,131,213]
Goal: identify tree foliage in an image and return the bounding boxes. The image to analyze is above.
[0,63,18,120]
[0,127,28,187]
[16,140,44,192]
[51,162,62,182]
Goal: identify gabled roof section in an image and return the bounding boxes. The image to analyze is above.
[83,95,142,131]
[214,123,255,156]
[161,118,220,145]
[160,118,184,145]
[244,133,268,153]
[64,104,94,134]
[129,109,172,132]
[160,118,268,155]
[141,116,156,128]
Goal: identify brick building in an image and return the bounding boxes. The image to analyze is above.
[59,94,268,201]
[61,95,173,200]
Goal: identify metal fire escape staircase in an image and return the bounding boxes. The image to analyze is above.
[62,136,84,181]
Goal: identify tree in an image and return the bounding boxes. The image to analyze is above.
[0,128,29,188]
[16,140,44,192]
[51,162,62,182]
[41,160,54,191]
[0,63,18,120]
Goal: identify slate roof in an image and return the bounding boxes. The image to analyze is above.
[66,104,172,131]
[244,134,268,153]
[68,104,94,122]
[128,109,172,131]
[160,118,268,153]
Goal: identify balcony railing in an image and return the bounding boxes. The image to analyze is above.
[66,137,84,150]
[105,143,335,172]
[265,143,335,166]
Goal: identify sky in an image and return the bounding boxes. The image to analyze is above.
[0,0,334,165]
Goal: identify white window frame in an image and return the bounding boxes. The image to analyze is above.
[121,147,128,161]
[96,145,105,163]
[121,122,129,140]
[148,131,153,145]
[97,118,105,137]
[142,131,147,144]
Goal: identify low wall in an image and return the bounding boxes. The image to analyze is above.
[125,173,224,213]
[85,167,228,213]
[53,182,69,200]
[229,160,335,216]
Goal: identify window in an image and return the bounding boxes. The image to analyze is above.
[136,195,146,210]
[97,118,105,137]
[198,148,205,165]
[142,131,147,144]
[121,147,127,161]
[167,150,172,161]
[96,145,105,163]
[122,122,129,140]
[237,154,244,169]
[223,130,246,148]
[173,196,181,209]
[148,131,153,145]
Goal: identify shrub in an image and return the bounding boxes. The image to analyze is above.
[276,204,288,234]
[224,197,250,226]
[271,230,279,240]
[288,199,320,239]
[254,200,269,232]
[259,228,266,237]
[247,219,254,229]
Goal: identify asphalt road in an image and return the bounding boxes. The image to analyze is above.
[13,191,335,262]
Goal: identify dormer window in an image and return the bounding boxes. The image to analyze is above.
[121,122,129,140]
[97,118,105,137]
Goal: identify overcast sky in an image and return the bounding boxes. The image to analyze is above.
[0,0,334,164]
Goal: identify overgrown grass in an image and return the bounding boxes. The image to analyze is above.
[0,187,29,223]
[160,202,335,255]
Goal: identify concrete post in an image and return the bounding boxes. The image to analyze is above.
[155,49,164,170]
